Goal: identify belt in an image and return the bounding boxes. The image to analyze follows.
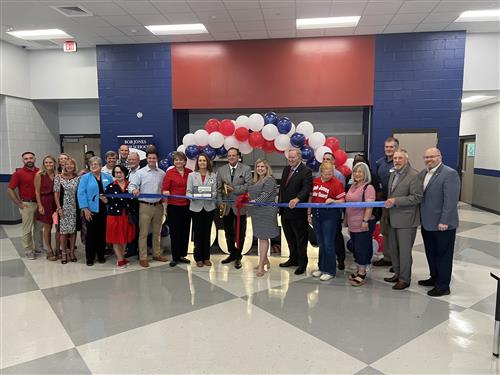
[22,199,37,203]
[139,201,162,206]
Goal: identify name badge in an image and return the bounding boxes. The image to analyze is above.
[193,185,212,198]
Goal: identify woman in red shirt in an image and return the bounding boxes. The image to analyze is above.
[162,151,192,267]
[308,161,345,281]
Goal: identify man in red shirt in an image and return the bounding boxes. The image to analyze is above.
[8,152,43,259]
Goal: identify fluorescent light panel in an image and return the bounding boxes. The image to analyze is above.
[461,95,495,103]
[296,16,360,29]
[6,29,72,40]
[455,9,500,22]
[145,24,208,35]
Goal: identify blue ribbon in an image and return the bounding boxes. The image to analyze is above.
[105,193,386,209]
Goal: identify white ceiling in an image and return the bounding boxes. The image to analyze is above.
[1,0,499,49]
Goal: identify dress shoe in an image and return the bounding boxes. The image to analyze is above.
[337,260,345,270]
[203,260,212,266]
[169,261,177,267]
[427,287,450,297]
[294,266,306,275]
[86,261,94,266]
[392,281,410,290]
[279,260,298,268]
[221,256,234,264]
[98,258,106,264]
[418,278,435,286]
[196,261,204,267]
[178,257,191,264]
[153,256,168,262]
[389,267,394,273]
[373,258,392,267]
[384,275,399,283]
[234,259,242,269]
[139,260,149,268]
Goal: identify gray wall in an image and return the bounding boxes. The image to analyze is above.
[473,174,500,214]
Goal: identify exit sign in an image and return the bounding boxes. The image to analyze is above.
[63,40,77,52]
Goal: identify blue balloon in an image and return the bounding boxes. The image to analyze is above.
[159,158,171,171]
[290,132,306,148]
[264,112,278,125]
[300,145,314,161]
[166,151,176,164]
[185,144,200,160]
[276,117,292,134]
[203,145,216,160]
[306,158,320,172]
[215,146,227,157]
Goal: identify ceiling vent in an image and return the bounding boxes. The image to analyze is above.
[51,5,93,17]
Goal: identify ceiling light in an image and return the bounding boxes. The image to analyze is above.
[455,9,500,22]
[296,16,360,30]
[145,24,208,35]
[6,29,72,40]
[461,95,496,103]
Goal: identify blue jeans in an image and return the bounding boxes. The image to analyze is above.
[312,208,341,276]
[350,219,376,266]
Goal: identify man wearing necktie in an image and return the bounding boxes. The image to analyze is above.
[418,147,460,297]
[216,148,252,269]
[384,150,422,290]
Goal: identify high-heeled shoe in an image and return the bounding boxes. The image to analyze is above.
[256,267,265,277]
[46,250,57,261]
[254,259,271,270]
[61,251,68,264]
[70,254,77,262]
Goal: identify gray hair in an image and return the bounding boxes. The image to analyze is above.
[128,152,140,160]
[352,162,371,184]
[288,148,301,157]
[88,156,102,167]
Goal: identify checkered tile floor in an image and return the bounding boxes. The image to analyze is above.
[1,203,498,374]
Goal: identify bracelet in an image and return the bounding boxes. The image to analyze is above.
[362,219,368,223]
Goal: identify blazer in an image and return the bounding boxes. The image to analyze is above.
[279,163,313,219]
[77,172,114,213]
[387,164,423,229]
[419,164,460,231]
[216,163,252,215]
[187,171,218,213]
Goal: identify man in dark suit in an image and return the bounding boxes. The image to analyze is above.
[419,147,460,297]
[216,147,252,269]
[279,149,313,275]
[384,150,422,290]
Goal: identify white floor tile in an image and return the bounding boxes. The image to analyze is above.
[457,210,500,225]
[458,225,500,243]
[0,238,21,262]
[1,224,23,239]
[0,290,74,369]
[371,309,498,374]
[78,299,367,374]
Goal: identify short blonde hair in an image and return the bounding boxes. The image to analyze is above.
[253,159,273,182]
[320,161,334,172]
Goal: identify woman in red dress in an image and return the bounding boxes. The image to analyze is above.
[105,165,136,269]
[34,155,57,261]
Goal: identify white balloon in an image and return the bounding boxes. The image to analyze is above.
[287,123,296,136]
[248,113,265,132]
[345,157,354,170]
[224,135,240,150]
[262,124,279,141]
[194,129,209,146]
[208,131,224,148]
[314,145,332,163]
[308,132,326,149]
[239,141,253,154]
[274,134,291,151]
[186,158,196,170]
[296,121,314,138]
[182,133,196,147]
[235,115,249,128]
[177,144,186,153]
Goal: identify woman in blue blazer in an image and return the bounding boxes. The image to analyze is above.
[77,156,113,266]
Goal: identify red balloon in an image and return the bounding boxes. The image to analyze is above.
[219,119,235,136]
[375,235,384,254]
[204,118,220,134]
[325,137,340,152]
[248,131,264,148]
[262,140,275,153]
[234,127,249,142]
[373,223,381,238]
[337,164,351,177]
[333,149,347,167]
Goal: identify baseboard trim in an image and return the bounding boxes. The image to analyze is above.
[0,219,22,225]
[471,204,500,215]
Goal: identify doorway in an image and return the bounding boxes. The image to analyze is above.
[61,135,101,171]
[459,136,475,204]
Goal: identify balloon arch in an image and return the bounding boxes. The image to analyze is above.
[160,112,351,178]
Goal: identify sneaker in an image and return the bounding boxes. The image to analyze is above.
[117,260,128,269]
[319,273,335,281]
[26,251,36,260]
[312,270,322,278]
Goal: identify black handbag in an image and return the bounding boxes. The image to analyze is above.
[308,224,318,247]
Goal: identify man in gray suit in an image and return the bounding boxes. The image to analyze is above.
[384,150,423,290]
[419,147,460,297]
[217,148,252,269]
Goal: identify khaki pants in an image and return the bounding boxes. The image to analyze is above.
[19,202,43,254]
[138,203,164,260]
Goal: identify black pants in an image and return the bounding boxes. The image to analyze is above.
[192,209,215,262]
[223,210,246,260]
[85,206,106,263]
[282,216,309,267]
[335,219,346,262]
[421,228,456,291]
[167,204,191,261]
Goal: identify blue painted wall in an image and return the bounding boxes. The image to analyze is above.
[370,31,466,169]
[96,43,174,158]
